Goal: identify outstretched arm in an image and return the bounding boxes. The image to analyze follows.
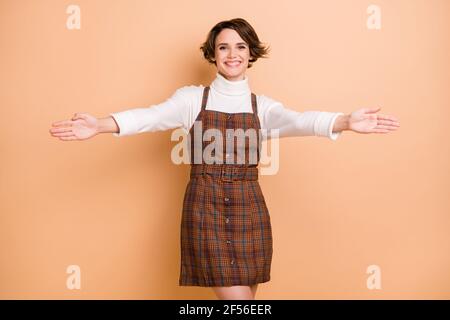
[49,86,192,141]
[332,107,400,134]
[257,95,345,141]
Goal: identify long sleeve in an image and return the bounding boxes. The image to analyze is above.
[257,95,344,141]
[109,86,193,137]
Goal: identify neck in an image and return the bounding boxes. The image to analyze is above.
[211,72,250,96]
[218,71,246,82]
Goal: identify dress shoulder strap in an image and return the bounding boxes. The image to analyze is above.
[251,92,258,114]
[201,86,210,111]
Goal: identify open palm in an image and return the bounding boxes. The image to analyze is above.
[49,113,98,141]
[349,107,400,134]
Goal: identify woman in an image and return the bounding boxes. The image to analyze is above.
[49,18,400,300]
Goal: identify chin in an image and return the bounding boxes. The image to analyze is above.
[221,69,244,79]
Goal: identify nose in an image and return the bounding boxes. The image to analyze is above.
[227,49,237,59]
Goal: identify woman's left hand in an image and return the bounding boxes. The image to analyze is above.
[349,107,400,134]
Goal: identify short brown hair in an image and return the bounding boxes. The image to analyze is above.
[200,18,270,69]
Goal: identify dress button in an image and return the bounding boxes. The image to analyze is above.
[226,240,231,244]
[224,197,229,202]
[230,259,235,265]
[225,217,230,223]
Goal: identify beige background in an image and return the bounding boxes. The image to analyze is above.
[1,0,449,299]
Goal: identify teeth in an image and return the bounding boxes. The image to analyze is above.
[226,62,241,67]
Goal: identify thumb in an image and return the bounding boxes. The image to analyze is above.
[72,113,87,120]
[365,107,381,113]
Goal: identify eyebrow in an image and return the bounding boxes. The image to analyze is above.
[216,42,248,46]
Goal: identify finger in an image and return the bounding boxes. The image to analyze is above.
[375,125,398,131]
[50,127,72,133]
[377,114,400,122]
[52,131,75,137]
[59,135,78,141]
[377,120,400,127]
[52,120,73,127]
[372,128,389,133]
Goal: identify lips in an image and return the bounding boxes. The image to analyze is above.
[225,61,241,67]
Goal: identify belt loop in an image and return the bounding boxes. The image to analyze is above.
[200,163,205,176]
[244,166,251,180]
[221,165,233,182]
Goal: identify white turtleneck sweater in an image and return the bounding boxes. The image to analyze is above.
[110,72,344,140]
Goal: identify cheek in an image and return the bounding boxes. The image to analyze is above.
[215,51,225,60]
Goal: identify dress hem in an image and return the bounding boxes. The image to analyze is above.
[179,277,271,287]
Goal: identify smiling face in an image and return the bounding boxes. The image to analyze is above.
[214,28,251,81]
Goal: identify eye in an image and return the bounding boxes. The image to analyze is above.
[218,45,247,50]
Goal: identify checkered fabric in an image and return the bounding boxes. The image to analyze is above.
[179,86,273,287]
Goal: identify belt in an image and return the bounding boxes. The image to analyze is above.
[190,164,258,181]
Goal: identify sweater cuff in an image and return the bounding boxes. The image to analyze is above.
[314,112,345,141]
[329,112,345,141]
[110,110,138,137]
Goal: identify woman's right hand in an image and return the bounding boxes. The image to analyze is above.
[49,113,99,141]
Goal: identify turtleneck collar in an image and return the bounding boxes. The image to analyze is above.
[210,72,250,96]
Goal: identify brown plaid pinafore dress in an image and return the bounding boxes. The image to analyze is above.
[179,86,273,287]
